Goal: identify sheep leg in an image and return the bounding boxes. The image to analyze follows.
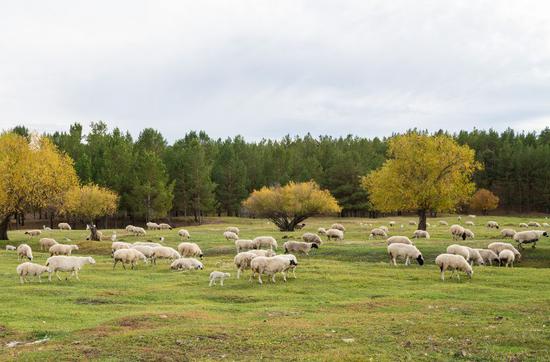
[209,279,214,287]
[113,260,118,270]
[55,271,63,281]
[405,257,410,266]
[75,270,80,281]
[220,279,224,286]
[19,276,24,284]
[282,272,287,282]
[236,268,241,279]
[271,274,276,283]
[38,275,42,283]
[292,268,297,278]
[258,273,263,284]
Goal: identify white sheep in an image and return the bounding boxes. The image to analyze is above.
[519,223,528,228]
[389,221,396,227]
[39,238,58,251]
[209,271,231,286]
[132,227,146,236]
[487,242,521,261]
[386,236,413,245]
[331,223,345,232]
[387,243,424,266]
[170,257,204,271]
[133,241,162,247]
[325,228,344,241]
[486,221,500,229]
[250,256,297,284]
[234,252,258,279]
[369,228,387,239]
[474,249,500,266]
[463,229,475,240]
[450,224,467,241]
[465,221,475,226]
[542,222,549,227]
[247,249,277,257]
[379,226,389,233]
[45,256,96,281]
[501,229,517,239]
[468,214,476,218]
[151,246,181,264]
[276,254,299,279]
[24,230,41,238]
[253,236,278,250]
[412,230,430,239]
[111,241,132,254]
[130,245,155,259]
[235,239,257,253]
[158,223,172,230]
[302,232,322,244]
[498,249,515,267]
[446,244,471,263]
[16,262,51,284]
[49,244,79,256]
[17,244,33,261]
[317,227,327,235]
[282,241,319,256]
[457,216,462,221]
[43,225,52,231]
[226,226,240,235]
[178,229,190,239]
[435,254,473,281]
[146,222,160,230]
[177,242,203,258]
[125,225,135,232]
[438,220,449,226]
[58,222,72,230]
[113,248,148,269]
[5,245,16,251]
[528,221,541,227]
[408,220,417,226]
[464,246,484,265]
[513,230,548,249]
[223,231,238,242]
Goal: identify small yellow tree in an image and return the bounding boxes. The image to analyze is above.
[243,181,341,231]
[0,133,79,240]
[469,188,499,215]
[63,184,118,224]
[362,133,481,230]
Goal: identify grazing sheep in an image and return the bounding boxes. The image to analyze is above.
[17,244,33,261]
[487,242,521,261]
[446,244,470,261]
[39,238,58,251]
[387,243,424,266]
[24,230,41,238]
[331,223,345,232]
[223,231,238,242]
[130,245,155,259]
[326,228,344,241]
[450,224,467,241]
[234,252,258,279]
[389,221,396,227]
[247,249,277,257]
[386,236,413,245]
[513,230,548,249]
[276,254,299,279]
[178,229,190,240]
[253,236,278,250]
[438,220,449,226]
[113,248,148,269]
[5,245,16,251]
[132,227,146,236]
[170,257,204,271]
[146,222,160,230]
[412,230,430,239]
[125,225,135,232]
[475,249,500,266]
[226,226,240,235]
[250,256,297,284]
[294,223,306,230]
[379,226,389,233]
[501,229,517,239]
[408,220,417,226]
[499,249,515,267]
[49,244,79,256]
[519,223,528,228]
[58,222,72,230]
[43,225,52,231]
[463,229,475,240]
[435,254,473,281]
[468,214,476,218]
[283,241,319,256]
[317,227,327,236]
[302,232,322,245]
[464,247,484,265]
[542,222,550,227]
[235,239,257,253]
[16,262,51,284]
[528,221,541,227]
[151,246,181,264]
[369,228,387,239]
[177,242,203,259]
[465,221,475,226]
[45,256,96,281]
[209,271,231,286]
[111,241,132,254]
[486,221,500,229]
[133,241,162,247]
[158,223,172,230]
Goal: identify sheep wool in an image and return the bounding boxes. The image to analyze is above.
[234,252,259,279]
[158,223,172,230]
[450,224,467,240]
[386,236,413,245]
[317,227,327,236]
[226,226,240,235]
[45,256,96,281]
[209,271,231,286]
[487,242,521,260]
[113,248,148,269]
[498,249,515,267]
[513,230,548,249]
[235,239,257,253]
[435,254,473,281]
[302,232,322,245]
[49,244,79,256]
[486,221,500,229]
[250,256,297,284]
[178,229,191,239]
[170,257,204,271]
[501,229,517,239]
[474,249,499,266]
[16,262,51,284]
[387,243,424,266]
[58,222,72,230]
[326,228,344,241]
[223,231,238,242]
[283,241,319,256]
[177,242,204,259]
[446,244,470,262]
[39,238,58,251]
[369,228,387,239]
[253,236,278,250]
[331,223,345,232]
[17,244,33,261]
[412,230,430,239]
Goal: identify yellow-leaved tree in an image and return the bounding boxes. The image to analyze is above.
[62,184,118,224]
[0,133,79,240]
[243,181,341,231]
[469,188,499,215]
[361,133,481,230]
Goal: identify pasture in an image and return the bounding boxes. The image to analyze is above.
[1,215,550,361]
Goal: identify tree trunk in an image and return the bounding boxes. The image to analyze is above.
[418,209,427,231]
[0,215,11,240]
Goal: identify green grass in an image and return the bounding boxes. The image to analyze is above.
[1,215,550,361]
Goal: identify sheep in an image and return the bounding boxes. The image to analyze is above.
[151,246,181,264]
[125,225,135,232]
[275,254,299,279]
[247,249,277,257]
[438,220,449,226]
[468,214,476,218]
[465,221,475,226]
[16,262,51,284]
[39,238,58,251]
[113,248,148,270]
[519,223,528,228]
[234,252,258,279]
[58,222,72,230]
[253,236,278,250]
[435,254,473,281]
[543,222,550,227]
[326,228,344,241]
[283,241,319,256]
[209,271,231,286]
[132,227,146,236]
[178,229,190,239]
[463,229,475,240]
[170,257,204,271]
[49,244,79,256]
[111,241,132,254]
[331,223,345,232]
[412,230,430,239]
[24,230,41,238]
[426,222,431,227]
[235,239,257,253]
[223,231,238,242]
[250,256,297,284]
[389,221,396,227]
[225,226,240,235]
[386,236,413,245]
[133,241,162,247]
[130,245,155,260]
[146,222,160,230]
[408,220,417,226]
[457,216,462,221]
[294,223,306,230]
[43,225,52,231]
[486,221,500,229]
[387,243,424,266]
[368,228,387,239]
[317,227,327,236]
[474,249,500,266]
[528,221,541,227]
[158,223,172,230]
[17,244,33,261]
[5,245,16,251]
[379,225,389,233]
[513,230,548,249]
[487,242,521,261]
[302,232,322,245]
[499,249,515,267]
[446,244,470,262]
[177,242,203,259]
[501,229,517,239]
[45,256,96,281]
[464,247,484,265]
[450,224,467,241]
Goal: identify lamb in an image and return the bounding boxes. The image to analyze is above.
[387,243,424,266]
[408,220,417,226]
[438,220,449,226]
[463,229,475,240]
[412,230,430,239]
[486,221,500,229]
[326,228,344,241]
[528,221,541,227]
[45,256,96,281]
[435,254,473,281]
[17,244,33,261]
[130,245,155,259]
[519,223,528,228]
[16,262,51,284]
[386,236,413,245]
[111,241,132,253]
[178,229,190,239]
[253,236,278,250]
[113,248,148,269]
[39,238,58,251]
[170,257,204,271]
[43,225,52,231]
[226,226,240,235]
[513,230,548,249]
[24,230,41,238]
[331,223,345,232]
[450,224,467,240]
[5,245,16,251]
[465,221,475,226]
[250,256,297,284]
[146,222,160,230]
[501,229,517,239]
[151,246,181,264]
[234,252,258,279]
[158,223,172,230]
[302,232,322,245]
[177,242,203,259]
[283,241,319,256]
[223,231,238,242]
[49,244,79,256]
[58,222,72,230]
[317,227,327,235]
[235,239,257,253]
[247,249,277,257]
[446,244,471,263]
[369,228,387,239]
[209,271,231,286]
[487,242,521,261]
[498,249,515,267]
[474,249,500,266]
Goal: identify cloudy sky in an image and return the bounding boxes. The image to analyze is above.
[1,1,549,141]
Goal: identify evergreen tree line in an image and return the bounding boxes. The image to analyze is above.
[14,123,550,221]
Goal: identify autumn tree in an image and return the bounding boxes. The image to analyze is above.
[362,133,481,230]
[0,133,79,240]
[62,184,119,225]
[243,181,341,231]
[469,188,499,215]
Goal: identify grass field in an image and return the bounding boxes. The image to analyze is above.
[1,215,549,361]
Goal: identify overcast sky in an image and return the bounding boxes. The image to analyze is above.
[1,1,549,141]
